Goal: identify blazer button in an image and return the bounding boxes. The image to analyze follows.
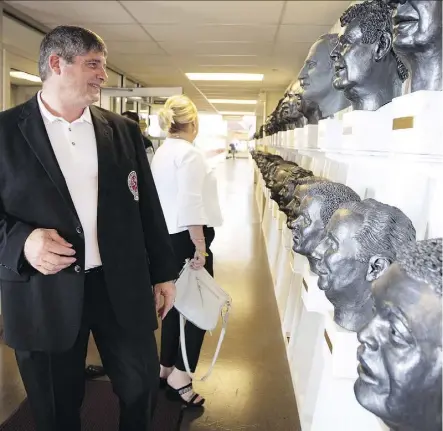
[76,226,83,235]
[74,265,82,273]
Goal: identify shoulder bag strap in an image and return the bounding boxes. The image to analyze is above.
[179,308,230,382]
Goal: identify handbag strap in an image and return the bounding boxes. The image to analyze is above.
[179,306,230,382]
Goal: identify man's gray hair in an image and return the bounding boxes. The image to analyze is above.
[340,198,416,264]
[397,238,442,296]
[39,25,107,81]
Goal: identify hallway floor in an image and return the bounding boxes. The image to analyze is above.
[0,157,300,431]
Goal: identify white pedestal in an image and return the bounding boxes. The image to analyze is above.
[294,128,305,149]
[390,90,443,156]
[304,125,319,149]
[301,265,333,314]
[341,103,392,152]
[318,118,343,150]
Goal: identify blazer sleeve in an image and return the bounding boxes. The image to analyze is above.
[176,149,207,228]
[0,197,35,274]
[131,125,178,284]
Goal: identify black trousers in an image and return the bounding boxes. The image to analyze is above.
[160,226,215,373]
[15,269,159,431]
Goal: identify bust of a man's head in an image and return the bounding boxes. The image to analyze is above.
[291,182,361,273]
[387,0,442,92]
[278,170,314,209]
[269,163,299,200]
[331,0,408,110]
[355,237,442,431]
[280,81,305,129]
[298,33,350,118]
[312,198,416,332]
[284,178,330,223]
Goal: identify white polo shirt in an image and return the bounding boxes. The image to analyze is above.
[37,91,102,270]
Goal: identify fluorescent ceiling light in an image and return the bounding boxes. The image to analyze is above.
[186,73,263,81]
[209,99,257,105]
[219,111,256,116]
[10,70,42,83]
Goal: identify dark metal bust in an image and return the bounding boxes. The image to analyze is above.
[355,238,442,431]
[312,198,416,332]
[284,178,331,225]
[298,34,351,119]
[291,182,361,273]
[387,0,442,92]
[331,0,409,111]
[268,163,299,200]
[298,96,323,125]
[278,171,315,210]
[280,82,306,129]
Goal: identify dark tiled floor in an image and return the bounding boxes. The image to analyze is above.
[0,158,300,431]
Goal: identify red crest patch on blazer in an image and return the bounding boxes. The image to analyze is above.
[128,171,139,201]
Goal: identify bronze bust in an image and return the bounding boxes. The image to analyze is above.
[312,198,416,332]
[331,0,409,110]
[355,237,442,431]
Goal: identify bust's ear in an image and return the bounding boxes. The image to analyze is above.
[366,255,391,281]
[375,31,392,62]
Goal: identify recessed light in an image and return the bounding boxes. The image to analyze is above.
[186,73,264,81]
[209,99,257,105]
[10,70,41,83]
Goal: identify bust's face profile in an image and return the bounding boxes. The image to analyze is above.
[291,195,326,258]
[355,262,442,429]
[331,19,380,92]
[312,209,370,304]
[298,36,336,101]
[390,0,442,51]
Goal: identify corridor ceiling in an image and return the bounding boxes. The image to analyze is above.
[4,1,351,113]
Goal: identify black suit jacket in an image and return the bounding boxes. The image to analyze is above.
[0,96,177,352]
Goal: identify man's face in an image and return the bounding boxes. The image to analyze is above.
[354,263,442,428]
[311,209,370,308]
[280,84,303,121]
[56,50,107,106]
[390,0,442,51]
[291,195,326,257]
[298,38,334,101]
[279,178,297,207]
[330,19,379,92]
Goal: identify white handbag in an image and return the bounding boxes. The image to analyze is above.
[173,260,232,381]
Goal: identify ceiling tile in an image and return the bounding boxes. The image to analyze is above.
[7,1,134,24]
[276,24,332,45]
[282,1,352,25]
[143,24,277,43]
[123,1,285,25]
[159,41,273,56]
[104,41,163,55]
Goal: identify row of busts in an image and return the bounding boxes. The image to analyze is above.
[252,150,442,431]
[253,0,442,139]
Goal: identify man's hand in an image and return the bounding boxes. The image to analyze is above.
[24,228,76,275]
[154,281,176,320]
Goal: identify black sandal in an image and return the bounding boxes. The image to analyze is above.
[159,377,167,388]
[166,382,205,408]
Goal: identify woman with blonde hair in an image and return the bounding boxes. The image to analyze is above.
[151,94,222,407]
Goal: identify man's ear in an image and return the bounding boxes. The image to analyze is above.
[49,54,62,76]
[366,255,391,281]
[375,31,392,62]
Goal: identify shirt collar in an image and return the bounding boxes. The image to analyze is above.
[37,90,93,125]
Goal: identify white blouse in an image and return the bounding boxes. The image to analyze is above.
[151,138,223,235]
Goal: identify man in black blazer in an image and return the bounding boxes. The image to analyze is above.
[0,26,177,431]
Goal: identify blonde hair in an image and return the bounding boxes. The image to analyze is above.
[158,94,198,133]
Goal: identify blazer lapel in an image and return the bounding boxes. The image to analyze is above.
[89,105,115,200]
[18,96,80,223]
